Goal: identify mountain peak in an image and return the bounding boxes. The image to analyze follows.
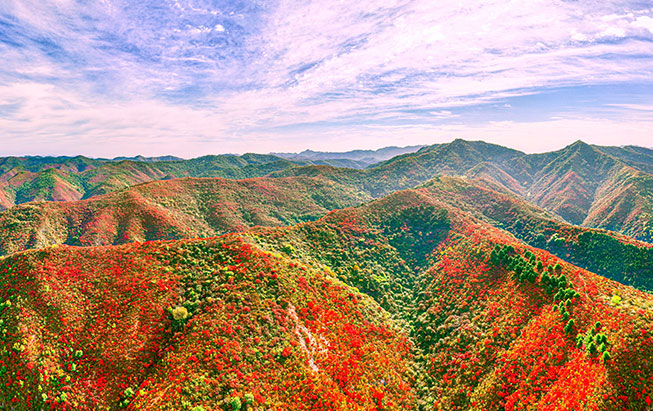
[567,140,592,149]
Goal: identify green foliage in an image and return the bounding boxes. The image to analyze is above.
[228,396,242,410]
[576,324,611,359]
[243,393,255,405]
[119,387,135,408]
[281,243,296,255]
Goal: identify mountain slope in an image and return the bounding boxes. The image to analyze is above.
[583,165,653,240]
[415,177,653,292]
[3,140,652,243]
[594,144,653,174]
[0,186,651,410]
[272,139,653,241]
[0,237,414,410]
[0,154,309,210]
[2,172,650,293]
[0,176,371,256]
[217,188,653,411]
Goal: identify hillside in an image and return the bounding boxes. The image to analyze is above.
[0,176,371,256]
[2,173,651,294]
[245,189,653,410]
[594,145,653,175]
[415,177,653,292]
[0,154,308,210]
[0,188,651,410]
[3,140,652,242]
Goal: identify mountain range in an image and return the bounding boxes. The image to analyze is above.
[271,145,425,167]
[3,140,651,241]
[0,139,651,410]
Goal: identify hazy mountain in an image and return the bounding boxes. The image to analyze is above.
[112,155,184,162]
[272,144,425,167]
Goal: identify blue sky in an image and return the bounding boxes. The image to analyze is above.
[1,0,653,157]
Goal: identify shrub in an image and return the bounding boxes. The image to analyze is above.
[243,393,255,405]
[587,342,597,355]
[172,306,189,321]
[229,397,242,410]
[281,243,295,255]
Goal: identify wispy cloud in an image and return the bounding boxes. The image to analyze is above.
[0,0,652,156]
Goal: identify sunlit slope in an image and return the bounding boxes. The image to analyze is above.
[273,139,653,241]
[0,187,651,410]
[0,176,371,256]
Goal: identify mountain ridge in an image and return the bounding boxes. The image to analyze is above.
[1,139,652,242]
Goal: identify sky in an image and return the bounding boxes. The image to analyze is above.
[1,0,653,158]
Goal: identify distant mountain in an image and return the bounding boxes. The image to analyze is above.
[272,144,424,167]
[0,154,305,210]
[273,139,653,241]
[112,155,184,162]
[2,140,652,241]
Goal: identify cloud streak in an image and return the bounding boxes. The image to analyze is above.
[0,0,652,156]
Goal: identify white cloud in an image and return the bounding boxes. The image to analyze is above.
[607,103,653,111]
[632,16,653,33]
[600,26,627,38]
